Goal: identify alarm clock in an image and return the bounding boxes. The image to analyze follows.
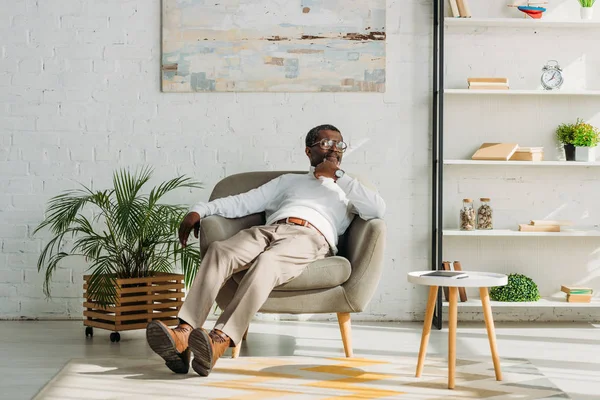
[541,60,563,90]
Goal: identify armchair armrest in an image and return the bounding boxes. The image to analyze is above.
[199,214,264,256]
[341,218,386,312]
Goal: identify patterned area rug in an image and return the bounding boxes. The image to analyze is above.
[34,355,568,399]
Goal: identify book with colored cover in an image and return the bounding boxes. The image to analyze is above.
[566,294,592,303]
[472,143,519,161]
[518,224,560,232]
[515,147,543,153]
[561,285,593,295]
[453,261,468,302]
[442,261,451,301]
[467,77,509,84]
[531,220,573,226]
[456,0,472,17]
[469,85,509,90]
[510,151,543,161]
[448,0,460,17]
[469,82,509,87]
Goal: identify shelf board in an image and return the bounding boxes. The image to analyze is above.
[445,17,600,29]
[443,229,600,237]
[442,297,600,308]
[444,89,600,96]
[444,160,600,166]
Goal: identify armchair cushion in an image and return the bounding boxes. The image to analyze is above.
[231,256,352,291]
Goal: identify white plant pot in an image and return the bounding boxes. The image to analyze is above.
[581,7,594,20]
[575,146,597,162]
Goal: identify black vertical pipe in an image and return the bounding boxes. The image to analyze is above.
[431,3,439,274]
[431,0,444,330]
[436,0,445,330]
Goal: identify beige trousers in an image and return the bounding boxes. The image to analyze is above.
[178,223,330,345]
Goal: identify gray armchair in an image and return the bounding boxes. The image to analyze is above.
[198,171,386,358]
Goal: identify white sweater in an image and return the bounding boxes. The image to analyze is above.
[190,168,386,254]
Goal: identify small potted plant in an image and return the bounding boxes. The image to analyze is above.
[556,122,576,161]
[572,119,600,162]
[35,167,201,342]
[578,0,595,20]
[489,273,541,302]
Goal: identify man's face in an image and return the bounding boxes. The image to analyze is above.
[305,129,345,167]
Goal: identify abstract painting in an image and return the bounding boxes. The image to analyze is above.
[161,0,385,92]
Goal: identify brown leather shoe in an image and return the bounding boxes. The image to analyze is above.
[189,328,231,376]
[146,321,192,374]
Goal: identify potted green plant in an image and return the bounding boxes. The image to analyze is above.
[556,122,576,161]
[572,119,600,162]
[489,273,541,302]
[578,0,595,20]
[35,167,201,341]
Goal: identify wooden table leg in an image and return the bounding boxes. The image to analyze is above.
[480,287,502,381]
[416,286,438,377]
[448,287,458,389]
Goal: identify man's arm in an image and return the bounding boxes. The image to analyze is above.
[314,160,385,220]
[336,174,386,220]
[189,175,282,219]
[179,176,282,247]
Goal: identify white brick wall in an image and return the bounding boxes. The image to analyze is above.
[0,0,432,321]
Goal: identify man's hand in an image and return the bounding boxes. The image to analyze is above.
[314,159,339,180]
[178,212,201,248]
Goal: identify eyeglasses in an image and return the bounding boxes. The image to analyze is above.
[309,138,348,153]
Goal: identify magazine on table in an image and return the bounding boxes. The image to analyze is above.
[420,271,469,279]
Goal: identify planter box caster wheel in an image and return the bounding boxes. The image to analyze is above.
[85,327,93,338]
[110,332,121,342]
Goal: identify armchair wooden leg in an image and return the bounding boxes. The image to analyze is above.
[232,327,248,359]
[337,312,353,357]
[232,343,241,359]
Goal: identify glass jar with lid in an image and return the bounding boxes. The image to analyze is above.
[459,198,476,231]
[477,197,493,230]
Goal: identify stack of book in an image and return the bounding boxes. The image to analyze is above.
[561,285,593,303]
[510,147,544,162]
[517,220,572,232]
[467,77,509,90]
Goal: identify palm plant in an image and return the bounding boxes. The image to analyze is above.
[34,167,202,307]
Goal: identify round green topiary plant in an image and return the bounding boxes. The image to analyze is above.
[489,273,541,302]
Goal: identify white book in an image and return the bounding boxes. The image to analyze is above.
[468,82,510,87]
[448,0,460,17]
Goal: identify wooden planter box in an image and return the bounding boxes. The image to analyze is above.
[83,272,184,341]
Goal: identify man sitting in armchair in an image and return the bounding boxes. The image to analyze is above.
[146,124,386,376]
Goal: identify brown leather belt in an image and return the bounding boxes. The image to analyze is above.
[275,217,325,239]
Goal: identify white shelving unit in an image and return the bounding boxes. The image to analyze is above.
[443,297,600,308]
[444,160,600,166]
[443,229,600,237]
[445,17,600,29]
[437,9,600,316]
[445,89,600,96]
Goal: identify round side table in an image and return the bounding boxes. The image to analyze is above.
[407,271,508,389]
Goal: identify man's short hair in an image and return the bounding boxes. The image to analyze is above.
[305,124,341,147]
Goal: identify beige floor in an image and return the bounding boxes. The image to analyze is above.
[1,319,599,399]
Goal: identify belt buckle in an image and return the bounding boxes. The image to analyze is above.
[286,217,307,227]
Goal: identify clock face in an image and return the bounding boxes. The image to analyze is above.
[541,69,563,90]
